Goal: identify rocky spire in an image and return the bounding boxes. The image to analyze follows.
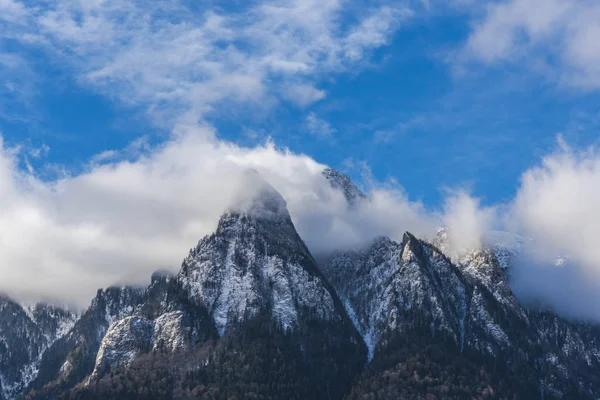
[322,167,367,205]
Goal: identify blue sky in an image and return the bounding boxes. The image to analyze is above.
[3,0,600,309]
[2,0,599,207]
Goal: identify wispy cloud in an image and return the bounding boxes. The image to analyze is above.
[4,0,600,327]
[0,0,418,306]
[0,0,27,23]
[282,84,327,108]
[0,0,412,127]
[0,52,38,121]
[0,128,437,306]
[306,112,336,140]
[458,0,600,90]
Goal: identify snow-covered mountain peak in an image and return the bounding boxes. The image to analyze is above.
[400,231,421,261]
[432,227,525,271]
[179,182,342,336]
[229,169,290,221]
[0,297,76,399]
[322,167,367,205]
[323,231,469,360]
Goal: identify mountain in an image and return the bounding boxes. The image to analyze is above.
[171,178,366,399]
[0,297,76,400]
[322,167,367,205]
[23,175,365,400]
[322,234,469,361]
[324,228,600,398]
[2,168,600,399]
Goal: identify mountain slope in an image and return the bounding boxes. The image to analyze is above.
[0,298,75,400]
[178,182,338,334]
[324,229,600,399]
[322,233,469,361]
[322,167,367,205]
[26,271,216,398]
[25,178,366,400]
[170,180,366,399]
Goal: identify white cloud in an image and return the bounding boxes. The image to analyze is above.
[0,0,411,124]
[0,128,439,307]
[0,0,417,307]
[512,140,600,268]
[282,84,327,107]
[442,191,497,256]
[460,0,600,89]
[306,112,336,139]
[344,6,412,61]
[502,140,600,320]
[0,0,27,23]
[429,137,600,322]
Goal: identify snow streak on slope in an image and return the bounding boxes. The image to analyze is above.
[0,300,76,400]
[179,181,337,335]
[323,233,469,361]
[322,168,367,206]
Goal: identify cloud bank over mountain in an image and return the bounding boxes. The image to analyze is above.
[0,127,437,306]
[1,0,600,324]
[0,0,424,306]
[2,127,600,326]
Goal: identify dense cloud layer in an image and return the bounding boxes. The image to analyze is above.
[0,128,439,307]
[1,0,600,323]
[507,142,600,320]
[461,0,600,89]
[3,127,600,324]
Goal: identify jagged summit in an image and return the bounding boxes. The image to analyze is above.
[229,169,290,220]
[400,230,419,248]
[322,167,367,205]
[179,182,340,335]
[323,231,468,360]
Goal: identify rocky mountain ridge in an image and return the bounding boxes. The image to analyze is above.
[21,176,364,400]
[1,169,600,399]
[0,298,77,400]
